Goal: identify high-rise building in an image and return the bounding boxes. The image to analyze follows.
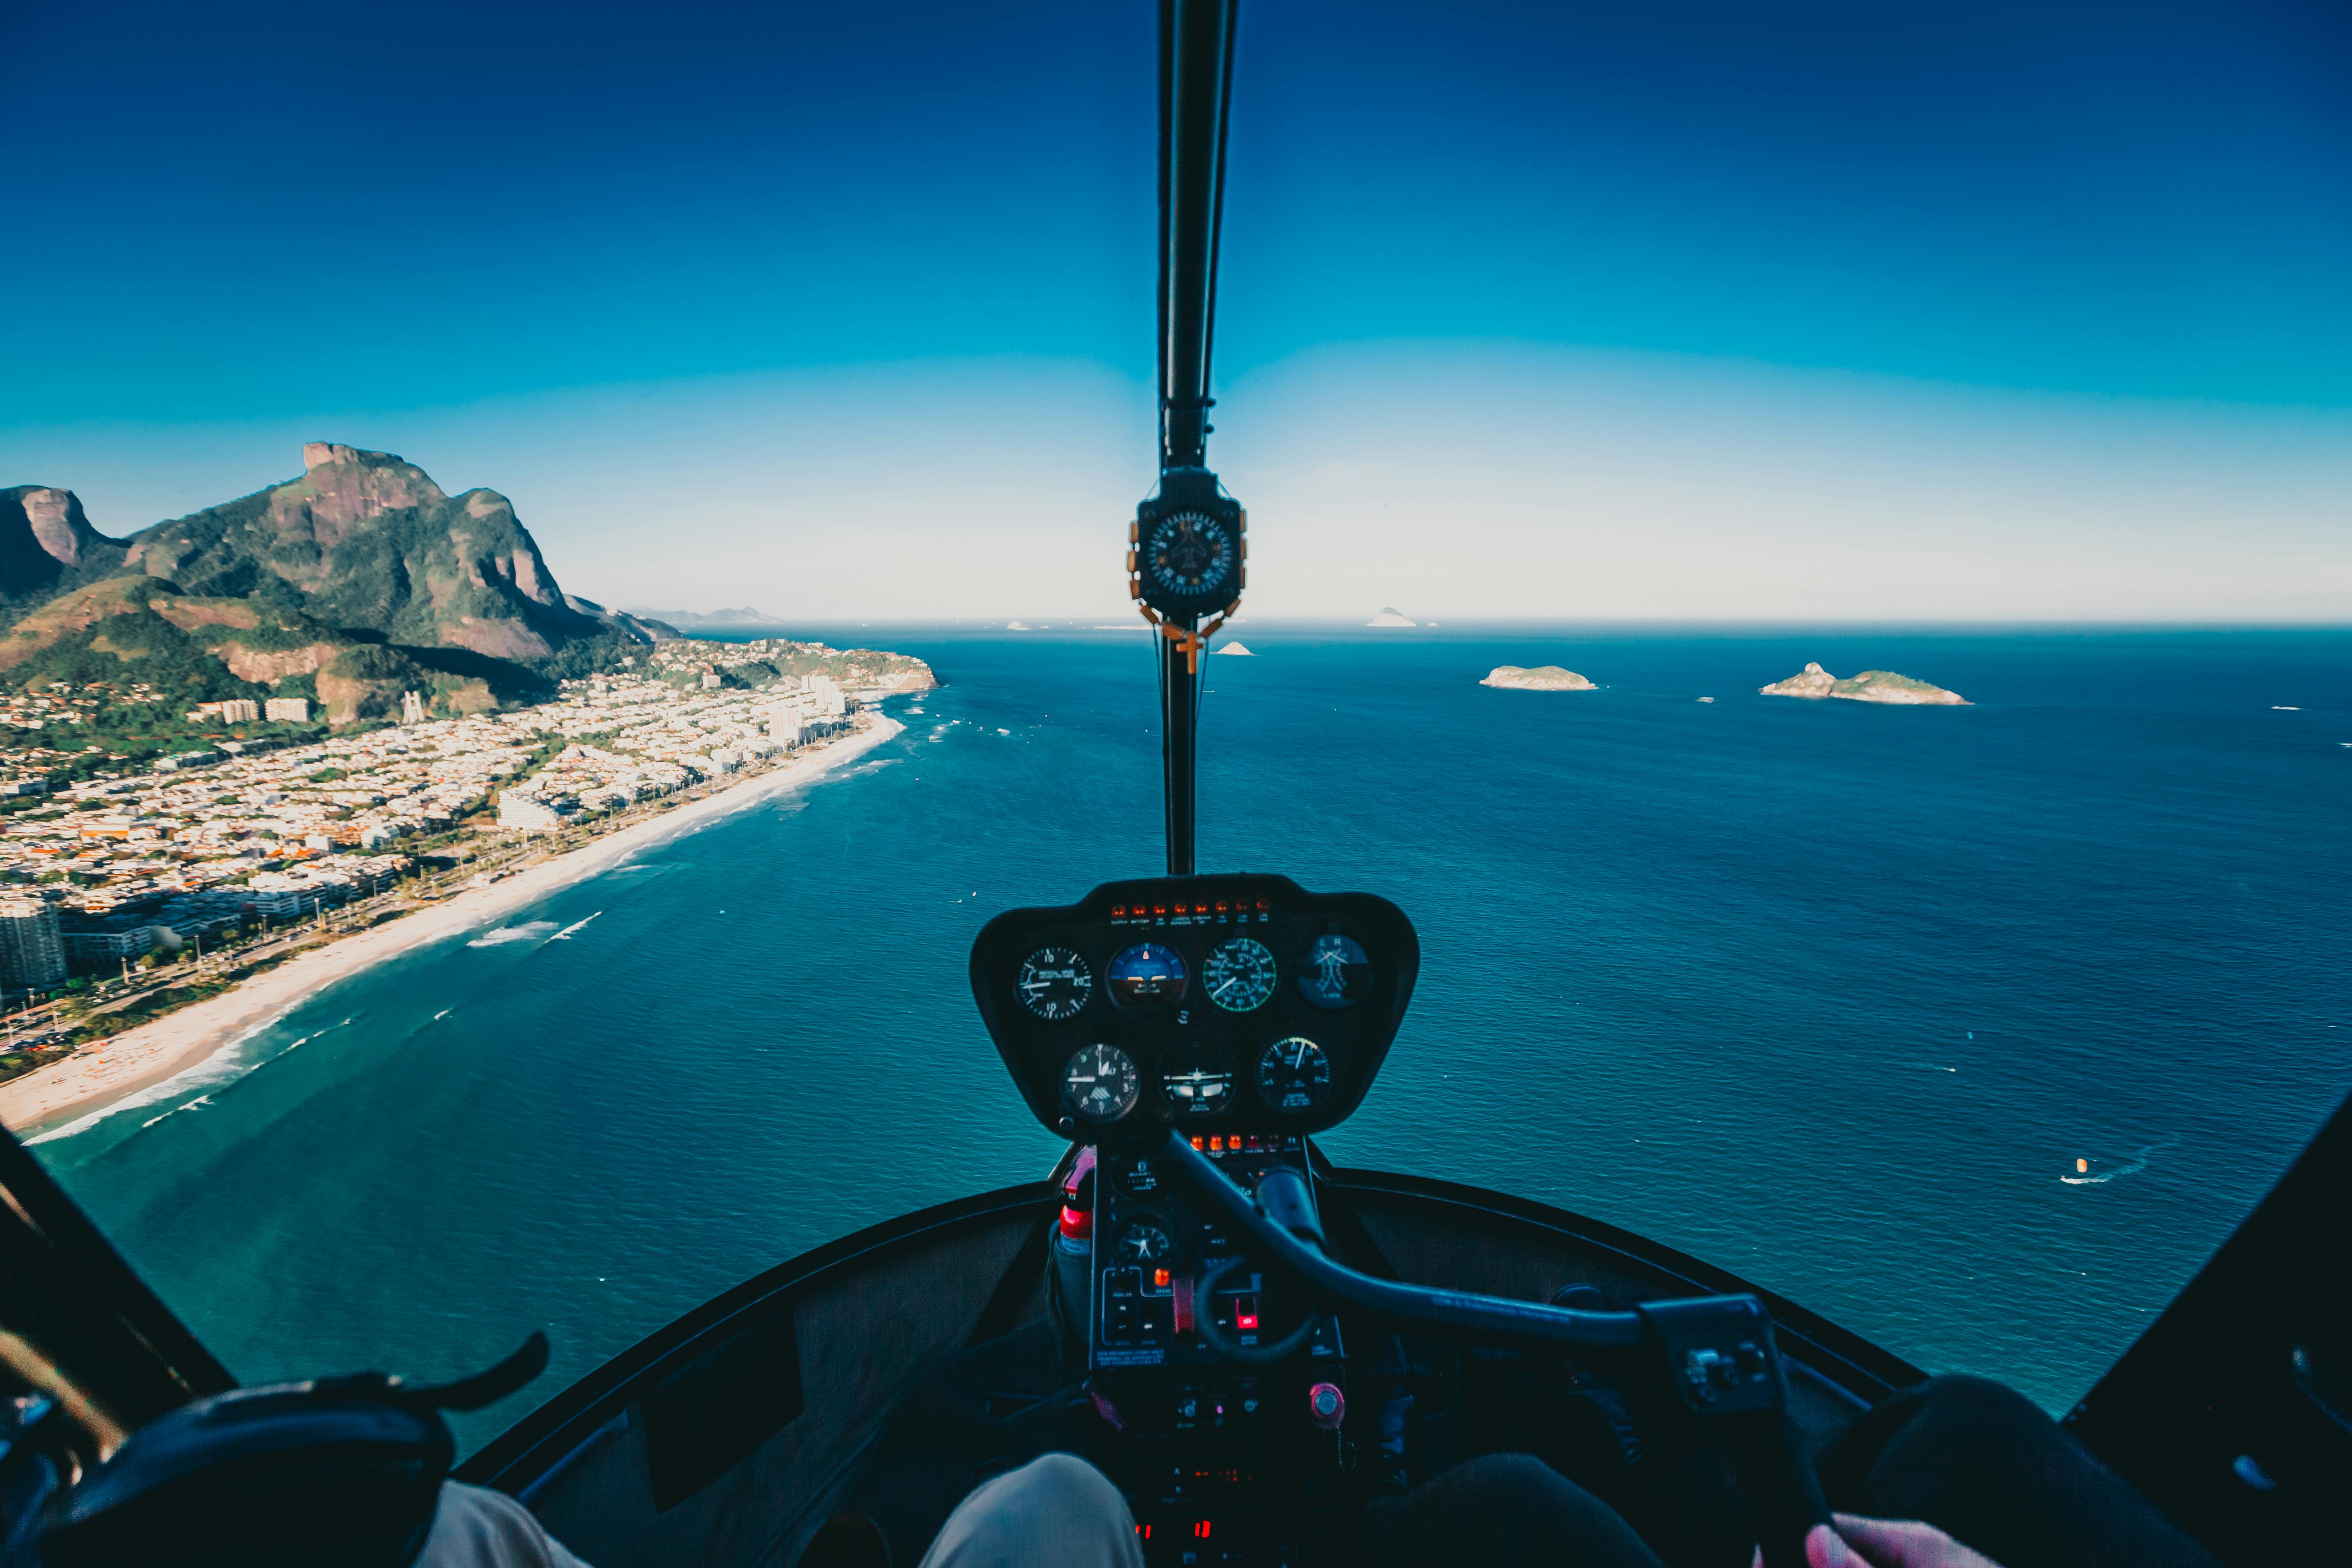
[264,697,310,723]
[0,901,67,989]
[218,698,260,723]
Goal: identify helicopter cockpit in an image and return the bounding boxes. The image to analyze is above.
[0,4,2344,1568]
[958,872,1840,1567]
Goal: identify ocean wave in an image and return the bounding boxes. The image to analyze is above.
[468,921,559,947]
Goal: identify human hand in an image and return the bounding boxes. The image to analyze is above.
[1749,1513,2004,1568]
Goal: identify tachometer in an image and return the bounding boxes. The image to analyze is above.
[1201,936,1277,1013]
[1257,1037,1332,1113]
[1108,942,1187,1009]
[1016,946,1093,1020]
[1063,1044,1141,1123]
[1295,934,1371,1009]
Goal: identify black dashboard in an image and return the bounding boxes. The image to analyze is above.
[969,874,1419,1143]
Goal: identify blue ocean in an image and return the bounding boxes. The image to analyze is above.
[31,625,2352,1451]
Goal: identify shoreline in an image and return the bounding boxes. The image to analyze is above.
[1,716,905,1138]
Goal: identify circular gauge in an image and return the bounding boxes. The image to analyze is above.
[1062,1044,1141,1123]
[1257,1037,1333,1114]
[1201,937,1277,1013]
[1159,1042,1235,1118]
[1108,942,1188,1009]
[1295,934,1372,1010]
[1117,1221,1173,1265]
[1016,946,1093,1021]
[1147,511,1234,598]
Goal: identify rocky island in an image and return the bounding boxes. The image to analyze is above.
[1366,607,1416,627]
[1758,662,1967,705]
[1481,665,1596,692]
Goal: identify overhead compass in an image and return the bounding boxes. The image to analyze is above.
[1131,472,1245,619]
[1201,937,1277,1013]
[1147,511,1233,598]
[1015,946,1093,1021]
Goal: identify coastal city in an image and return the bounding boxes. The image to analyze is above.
[0,635,928,1083]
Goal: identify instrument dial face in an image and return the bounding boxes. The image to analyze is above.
[1108,942,1188,1009]
[1147,511,1234,598]
[1160,1042,1235,1118]
[1016,946,1093,1021]
[1117,1221,1173,1265]
[1295,934,1373,1010]
[1062,1044,1141,1123]
[1257,1036,1333,1114]
[1201,937,1277,1013]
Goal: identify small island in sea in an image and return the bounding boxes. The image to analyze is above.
[1366,606,1417,627]
[1212,642,1254,657]
[1481,665,1596,691]
[1759,662,1967,705]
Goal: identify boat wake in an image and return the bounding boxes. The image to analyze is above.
[469,920,559,947]
[2061,1142,2168,1185]
[548,912,603,941]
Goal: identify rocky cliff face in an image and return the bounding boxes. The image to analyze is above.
[0,486,128,602]
[0,444,663,723]
[121,444,621,661]
[1759,662,1967,704]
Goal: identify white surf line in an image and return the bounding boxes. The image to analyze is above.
[548,912,604,941]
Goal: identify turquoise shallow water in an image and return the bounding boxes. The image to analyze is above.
[32,623,2352,1451]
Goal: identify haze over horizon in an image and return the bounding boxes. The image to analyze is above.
[6,0,2347,623]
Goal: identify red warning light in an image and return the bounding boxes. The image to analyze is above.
[1153,903,1168,916]
[1215,899,1229,913]
[1111,904,1125,918]
[1209,1135,1225,1153]
[1194,902,1209,915]
[1256,896,1270,910]
[1153,1267,1171,1288]
[1190,1136,1205,1150]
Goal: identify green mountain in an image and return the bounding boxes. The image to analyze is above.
[0,445,673,723]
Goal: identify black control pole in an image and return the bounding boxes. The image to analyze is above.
[1155,0,1238,876]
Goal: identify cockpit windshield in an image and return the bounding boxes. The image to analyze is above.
[5,0,2348,1482]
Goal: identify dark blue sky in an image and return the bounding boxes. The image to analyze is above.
[8,0,2350,426]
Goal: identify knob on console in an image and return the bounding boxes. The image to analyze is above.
[1307,1381,1345,1430]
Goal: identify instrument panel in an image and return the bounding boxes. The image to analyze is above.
[970,874,1418,1141]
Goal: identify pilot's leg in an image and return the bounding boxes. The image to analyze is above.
[918,1452,1145,1568]
[1822,1375,2220,1568]
[1367,1453,1667,1568]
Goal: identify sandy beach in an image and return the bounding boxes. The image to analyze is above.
[0,716,904,1138]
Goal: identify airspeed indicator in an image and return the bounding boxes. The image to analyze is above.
[1201,937,1277,1013]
